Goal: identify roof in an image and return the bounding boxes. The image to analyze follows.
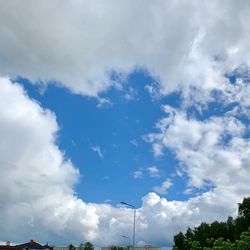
[15,241,52,250]
[0,246,23,250]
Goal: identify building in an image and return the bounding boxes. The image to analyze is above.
[102,246,160,250]
[135,247,160,250]
[0,245,22,250]
[15,240,53,250]
[53,247,69,250]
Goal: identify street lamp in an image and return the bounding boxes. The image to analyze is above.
[122,235,131,250]
[121,201,136,250]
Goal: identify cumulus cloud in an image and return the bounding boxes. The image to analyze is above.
[0,1,249,99]
[146,105,248,189]
[145,102,250,213]
[0,78,135,246]
[0,77,82,243]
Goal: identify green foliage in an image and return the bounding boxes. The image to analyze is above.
[83,242,94,250]
[236,228,250,249]
[110,246,127,250]
[172,197,250,250]
[238,198,250,219]
[173,228,250,249]
[78,243,84,250]
[189,240,202,250]
[69,244,76,250]
[173,232,186,249]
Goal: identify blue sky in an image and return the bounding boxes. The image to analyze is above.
[17,70,186,207]
[1,1,250,248]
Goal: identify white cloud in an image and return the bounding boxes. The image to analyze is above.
[91,146,104,158]
[145,103,250,225]
[153,179,173,195]
[136,190,239,247]
[96,98,113,108]
[147,166,161,178]
[151,143,164,158]
[133,170,144,179]
[0,78,136,246]
[0,77,83,243]
[147,106,247,189]
[0,1,249,100]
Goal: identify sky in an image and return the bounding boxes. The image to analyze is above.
[0,0,250,248]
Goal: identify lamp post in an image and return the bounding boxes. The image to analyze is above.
[122,235,131,250]
[121,201,136,250]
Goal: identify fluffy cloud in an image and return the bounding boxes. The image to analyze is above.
[0,1,250,98]
[0,77,89,243]
[1,78,244,248]
[153,179,173,195]
[0,78,132,245]
[141,88,250,243]
[145,102,250,221]
[147,105,248,189]
[0,79,177,247]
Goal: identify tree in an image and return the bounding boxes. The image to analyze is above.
[235,227,250,250]
[83,242,94,250]
[185,227,194,241]
[238,198,250,218]
[171,197,250,250]
[189,241,202,250]
[110,246,126,250]
[193,222,211,247]
[78,243,84,250]
[233,198,250,240]
[236,197,250,235]
[173,232,186,250]
[68,244,76,250]
[226,216,235,242]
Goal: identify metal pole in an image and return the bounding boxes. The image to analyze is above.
[132,208,136,250]
[121,202,136,250]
